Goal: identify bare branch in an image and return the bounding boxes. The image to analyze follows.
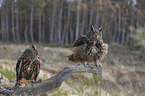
[0,86,14,95]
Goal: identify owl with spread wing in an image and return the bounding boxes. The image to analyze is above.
[68,25,108,67]
[15,45,40,86]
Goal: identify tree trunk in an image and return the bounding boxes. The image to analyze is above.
[125,31,129,47]
[42,9,45,43]
[39,10,42,44]
[11,0,16,43]
[75,0,81,40]
[54,25,58,44]
[70,28,74,44]
[50,1,57,44]
[20,15,23,37]
[101,6,105,27]
[24,15,28,44]
[58,0,64,44]
[61,29,65,45]
[1,2,6,41]
[5,0,9,42]
[30,5,34,44]
[136,11,139,28]
[95,6,99,28]
[65,4,71,45]
[117,8,121,44]
[125,10,130,47]
[130,8,135,47]
[65,30,68,45]
[16,8,21,43]
[80,7,87,35]
[89,0,94,26]
[85,11,89,34]
[121,17,126,46]
[113,17,118,43]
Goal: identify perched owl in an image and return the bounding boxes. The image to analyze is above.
[68,25,108,67]
[15,45,40,86]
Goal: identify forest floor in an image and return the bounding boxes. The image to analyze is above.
[0,43,145,96]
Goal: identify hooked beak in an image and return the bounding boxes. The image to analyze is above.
[95,34,98,38]
[37,54,40,59]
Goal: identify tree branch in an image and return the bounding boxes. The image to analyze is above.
[0,65,102,95]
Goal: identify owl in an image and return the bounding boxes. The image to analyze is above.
[15,45,40,86]
[68,25,108,67]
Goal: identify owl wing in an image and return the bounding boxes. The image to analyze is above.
[16,58,23,83]
[31,60,40,81]
[73,35,94,55]
[73,35,87,47]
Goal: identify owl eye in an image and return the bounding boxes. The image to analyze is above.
[92,32,95,34]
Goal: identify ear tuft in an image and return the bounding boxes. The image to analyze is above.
[32,45,36,50]
[90,25,94,31]
[99,27,103,32]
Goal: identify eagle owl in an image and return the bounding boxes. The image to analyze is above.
[16,45,40,86]
[68,25,108,67]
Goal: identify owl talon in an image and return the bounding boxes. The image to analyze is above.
[31,82,35,86]
[28,80,36,86]
[77,63,81,66]
[99,64,102,69]
[83,63,89,67]
[20,78,28,86]
[81,62,89,67]
[29,80,35,83]
[95,64,100,68]
[95,62,102,68]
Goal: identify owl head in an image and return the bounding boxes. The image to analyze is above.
[87,25,103,41]
[32,45,40,59]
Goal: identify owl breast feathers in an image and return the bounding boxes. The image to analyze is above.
[68,36,108,63]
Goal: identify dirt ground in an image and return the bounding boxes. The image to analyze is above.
[0,43,145,96]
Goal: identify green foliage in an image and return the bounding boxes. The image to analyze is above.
[66,73,89,96]
[66,73,104,96]
[134,26,145,49]
[57,88,68,95]
[48,87,69,96]
[4,59,9,65]
[86,74,103,96]
[0,65,3,69]
[0,65,15,80]
[111,89,115,96]
[17,0,46,15]
[43,74,47,80]
[120,92,124,96]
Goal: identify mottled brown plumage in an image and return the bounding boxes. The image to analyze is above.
[68,25,108,67]
[16,45,40,86]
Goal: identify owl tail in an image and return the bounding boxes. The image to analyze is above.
[67,54,76,62]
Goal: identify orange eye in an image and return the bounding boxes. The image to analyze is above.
[92,32,95,34]
[98,33,100,35]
